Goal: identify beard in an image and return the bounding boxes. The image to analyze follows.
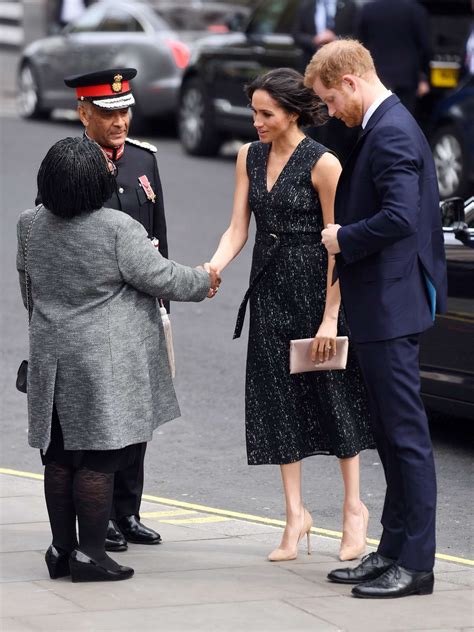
[340,98,363,128]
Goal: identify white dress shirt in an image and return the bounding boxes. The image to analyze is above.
[315,0,337,35]
[362,91,393,129]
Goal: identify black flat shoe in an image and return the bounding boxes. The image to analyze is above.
[45,545,71,579]
[327,552,395,584]
[69,550,134,583]
[118,515,162,545]
[105,519,128,552]
[352,564,434,599]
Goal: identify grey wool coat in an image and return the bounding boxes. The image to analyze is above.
[16,206,210,451]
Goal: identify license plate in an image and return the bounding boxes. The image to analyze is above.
[430,62,460,88]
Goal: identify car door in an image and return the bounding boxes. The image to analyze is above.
[39,3,108,107]
[206,0,302,135]
[46,4,151,109]
[419,208,474,418]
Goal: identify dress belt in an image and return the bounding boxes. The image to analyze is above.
[233,231,322,339]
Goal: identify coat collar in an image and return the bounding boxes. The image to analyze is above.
[358,94,400,140]
[339,94,401,173]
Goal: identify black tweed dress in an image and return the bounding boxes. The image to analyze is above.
[242,137,374,465]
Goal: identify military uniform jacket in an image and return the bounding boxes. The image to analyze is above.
[109,138,169,311]
[108,138,168,259]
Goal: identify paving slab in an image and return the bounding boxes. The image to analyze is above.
[15,600,341,632]
[286,588,474,632]
[0,472,473,632]
[0,550,47,582]
[0,618,36,632]
[0,495,49,524]
[0,475,43,498]
[34,564,334,612]
[0,522,52,553]
[0,580,82,618]
[120,537,279,572]
[436,569,474,588]
[281,559,473,594]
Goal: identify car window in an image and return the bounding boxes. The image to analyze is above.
[246,0,296,36]
[67,5,106,33]
[154,5,248,32]
[99,8,145,32]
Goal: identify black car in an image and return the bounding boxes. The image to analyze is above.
[178,0,304,155]
[420,197,474,421]
[429,75,474,200]
[178,0,471,156]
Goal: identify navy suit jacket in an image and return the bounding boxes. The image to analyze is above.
[335,95,447,343]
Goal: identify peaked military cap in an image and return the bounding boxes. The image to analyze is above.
[64,68,137,110]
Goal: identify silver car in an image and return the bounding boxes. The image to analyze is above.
[17,0,247,125]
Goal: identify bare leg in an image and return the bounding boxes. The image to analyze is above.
[339,455,369,560]
[268,461,312,561]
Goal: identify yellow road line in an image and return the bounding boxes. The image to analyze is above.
[1,468,472,567]
[140,510,197,518]
[0,467,44,481]
[160,516,230,525]
[438,312,474,324]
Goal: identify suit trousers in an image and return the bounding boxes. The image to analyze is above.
[110,442,147,521]
[354,335,436,571]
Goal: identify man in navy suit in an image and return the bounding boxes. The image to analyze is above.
[305,39,447,599]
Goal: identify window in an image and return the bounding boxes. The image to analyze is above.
[99,9,144,33]
[67,5,106,33]
[246,0,297,36]
[153,3,249,32]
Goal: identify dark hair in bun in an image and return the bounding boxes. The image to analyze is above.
[245,67,327,127]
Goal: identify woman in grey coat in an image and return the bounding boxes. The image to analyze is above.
[17,137,217,582]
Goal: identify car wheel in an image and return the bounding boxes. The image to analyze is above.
[17,62,50,120]
[431,124,468,199]
[178,77,222,156]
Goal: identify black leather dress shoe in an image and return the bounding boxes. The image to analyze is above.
[327,552,395,584]
[105,519,128,552]
[69,549,134,583]
[352,564,434,598]
[118,515,162,544]
[45,544,71,579]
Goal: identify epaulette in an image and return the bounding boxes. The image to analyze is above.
[125,137,157,153]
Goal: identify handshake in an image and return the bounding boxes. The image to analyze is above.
[203,262,221,299]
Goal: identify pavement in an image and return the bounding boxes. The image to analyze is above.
[0,470,473,632]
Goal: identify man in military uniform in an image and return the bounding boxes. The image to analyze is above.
[64,68,167,551]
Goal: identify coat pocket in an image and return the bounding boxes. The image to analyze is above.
[363,257,415,283]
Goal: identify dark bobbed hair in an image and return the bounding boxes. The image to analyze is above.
[245,68,327,127]
[37,137,115,217]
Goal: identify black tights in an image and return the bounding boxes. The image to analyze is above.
[44,462,119,569]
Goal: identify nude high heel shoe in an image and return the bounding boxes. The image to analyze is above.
[268,508,313,562]
[339,502,369,561]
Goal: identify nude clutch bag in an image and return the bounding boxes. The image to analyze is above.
[289,336,349,374]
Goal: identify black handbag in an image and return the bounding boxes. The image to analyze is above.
[16,360,28,393]
[16,206,42,394]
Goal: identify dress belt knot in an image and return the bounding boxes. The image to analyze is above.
[233,231,322,339]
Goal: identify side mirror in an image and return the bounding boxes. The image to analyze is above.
[440,197,465,228]
[440,197,473,247]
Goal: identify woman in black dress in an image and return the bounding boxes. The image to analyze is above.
[208,69,374,562]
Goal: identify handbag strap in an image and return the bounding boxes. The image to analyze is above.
[23,205,42,323]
